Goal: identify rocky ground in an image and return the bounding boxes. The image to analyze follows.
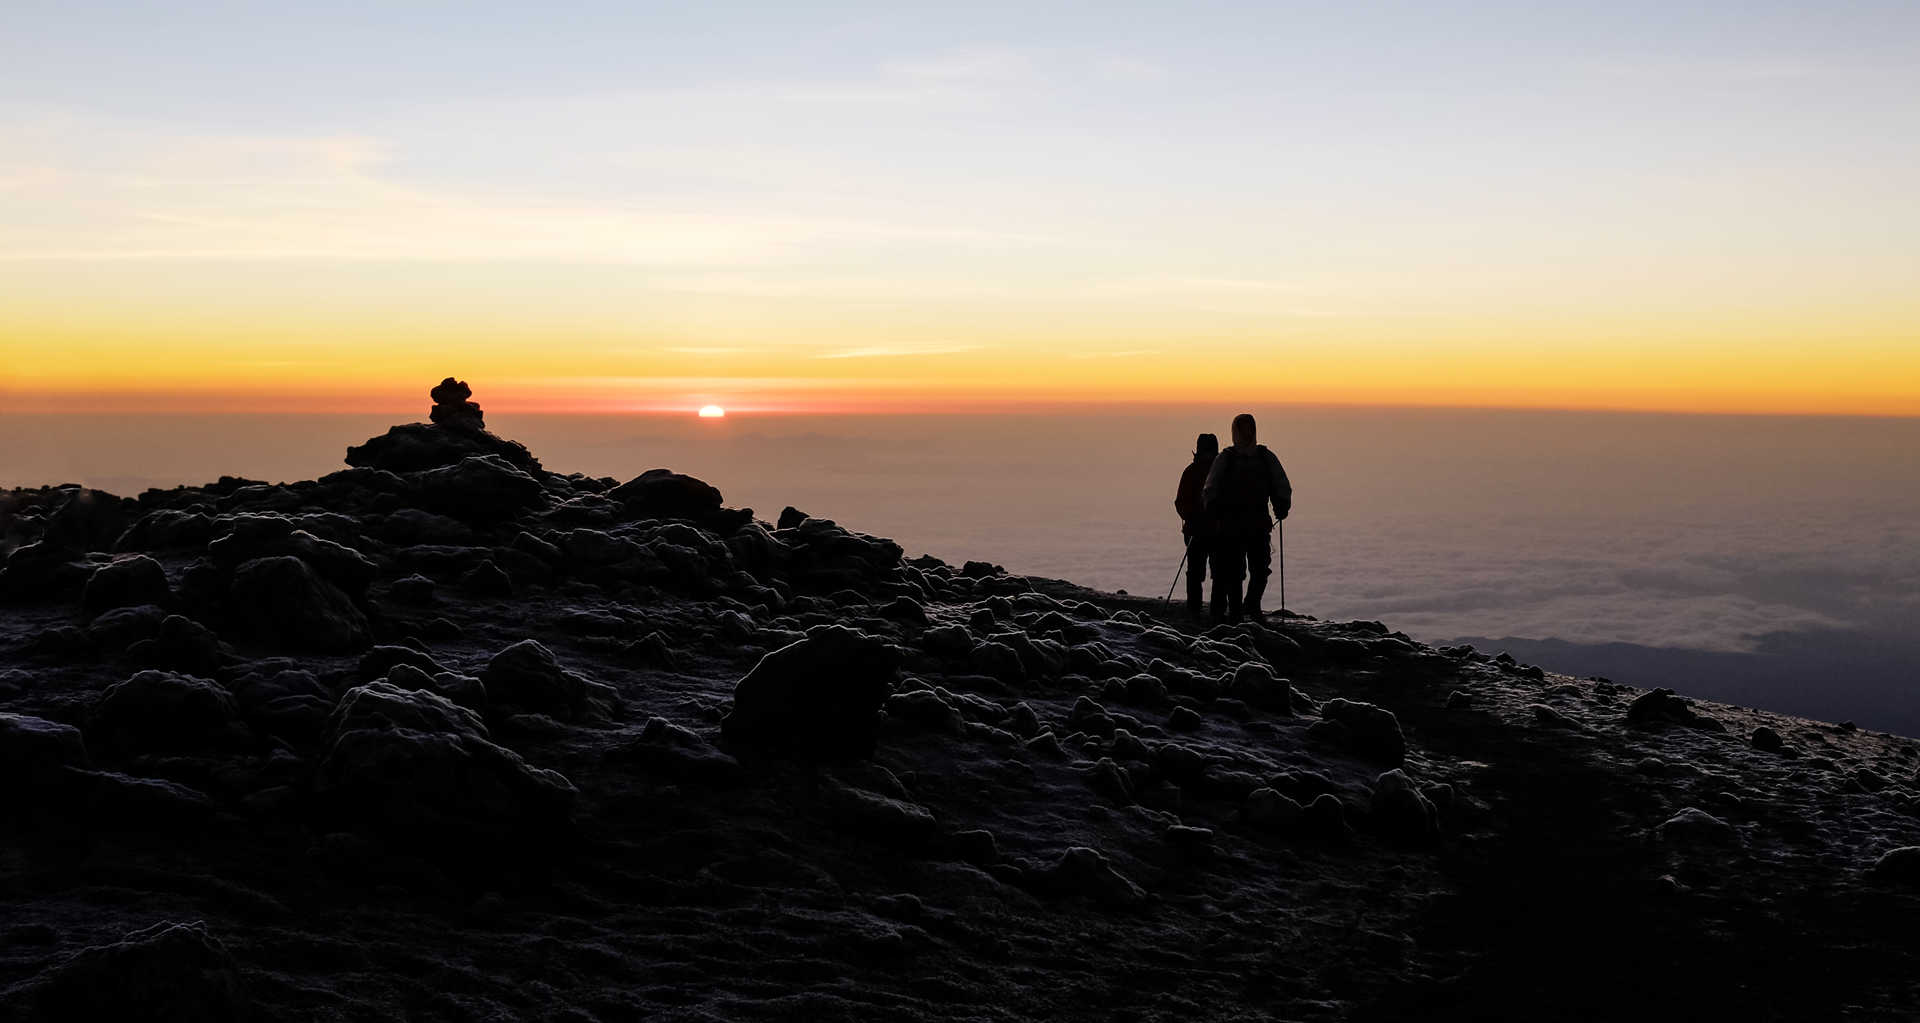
[4,387,1919,1021]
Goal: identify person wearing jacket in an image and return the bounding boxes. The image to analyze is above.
[1173,433,1220,619]
[1202,413,1292,623]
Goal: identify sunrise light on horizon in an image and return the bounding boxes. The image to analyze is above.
[3,2,1917,417]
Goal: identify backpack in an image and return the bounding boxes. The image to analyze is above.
[1211,445,1273,531]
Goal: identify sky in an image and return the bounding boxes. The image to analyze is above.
[2,1,1917,414]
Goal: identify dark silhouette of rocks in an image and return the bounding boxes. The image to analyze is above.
[3,390,1919,1020]
[90,670,250,754]
[314,682,576,855]
[10,920,247,1022]
[428,376,485,430]
[81,554,172,615]
[345,378,541,473]
[229,555,369,652]
[722,625,899,760]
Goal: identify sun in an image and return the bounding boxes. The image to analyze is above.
[697,405,726,418]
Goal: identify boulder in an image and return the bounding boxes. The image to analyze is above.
[721,625,901,760]
[91,670,250,753]
[480,639,590,718]
[226,665,334,741]
[9,920,246,1023]
[1041,846,1145,908]
[229,555,369,653]
[1657,807,1739,846]
[87,604,169,653]
[1627,688,1715,729]
[1243,787,1305,831]
[113,509,216,552]
[415,455,547,520]
[1230,662,1292,713]
[314,683,575,850]
[0,540,97,603]
[1868,846,1920,884]
[1750,725,1785,752]
[610,469,723,521]
[357,644,447,682]
[207,516,376,597]
[0,711,90,788]
[428,375,485,430]
[1320,698,1408,764]
[1371,769,1440,843]
[81,554,172,615]
[126,614,227,675]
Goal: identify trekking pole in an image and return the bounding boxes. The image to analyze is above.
[1279,520,1286,613]
[1163,537,1190,602]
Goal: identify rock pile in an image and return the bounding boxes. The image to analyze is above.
[345,378,541,473]
[427,376,485,430]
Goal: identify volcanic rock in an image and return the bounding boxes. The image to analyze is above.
[81,554,172,615]
[314,682,576,851]
[0,711,90,788]
[127,614,227,675]
[1868,846,1920,884]
[1371,769,1440,843]
[345,378,541,474]
[6,920,246,1022]
[722,625,900,760]
[1042,846,1145,907]
[610,469,724,522]
[428,376,485,430]
[480,639,590,719]
[1230,662,1292,713]
[1657,807,1739,846]
[229,555,370,653]
[416,455,547,520]
[1628,688,1716,730]
[91,670,249,754]
[1319,698,1408,764]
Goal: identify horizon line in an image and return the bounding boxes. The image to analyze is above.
[3,397,1918,421]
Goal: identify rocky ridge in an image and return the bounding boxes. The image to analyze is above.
[3,385,1919,1020]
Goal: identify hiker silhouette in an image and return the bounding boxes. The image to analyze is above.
[1173,433,1219,618]
[1201,413,1292,623]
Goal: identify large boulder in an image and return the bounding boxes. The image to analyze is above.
[0,540,98,603]
[1370,769,1440,843]
[90,670,250,754]
[610,469,724,522]
[722,625,901,760]
[479,639,589,718]
[314,682,576,850]
[6,920,246,1022]
[0,711,90,788]
[82,554,172,616]
[87,604,169,653]
[1319,698,1408,765]
[207,516,376,597]
[1626,688,1720,731]
[775,517,905,592]
[126,614,228,675]
[113,509,216,552]
[415,455,547,520]
[229,555,370,653]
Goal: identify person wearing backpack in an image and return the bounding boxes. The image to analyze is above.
[1173,433,1221,619]
[1202,413,1293,623]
